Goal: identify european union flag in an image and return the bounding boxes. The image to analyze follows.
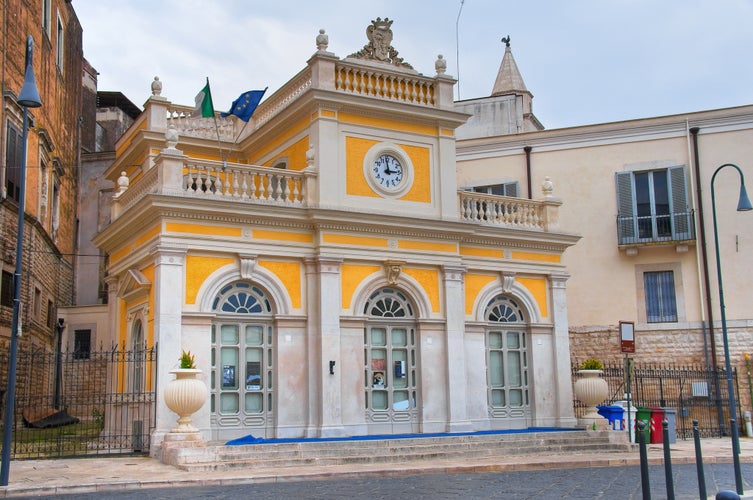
[221,88,267,122]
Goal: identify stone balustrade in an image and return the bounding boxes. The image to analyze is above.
[458,190,561,231]
[334,60,436,106]
[165,104,236,142]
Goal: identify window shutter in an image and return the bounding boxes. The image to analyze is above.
[668,166,691,240]
[504,182,519,197]
[615,172,636,243]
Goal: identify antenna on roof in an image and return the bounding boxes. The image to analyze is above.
[455,0,465,101]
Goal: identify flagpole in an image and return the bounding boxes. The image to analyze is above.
[205,78,225,167]
[212,113,226,167]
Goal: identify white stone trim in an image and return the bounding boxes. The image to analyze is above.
[472,277,542,324]
[349,270,432,319]
[196,262,293,315]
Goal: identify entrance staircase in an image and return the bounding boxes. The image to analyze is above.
[163,430,634,472]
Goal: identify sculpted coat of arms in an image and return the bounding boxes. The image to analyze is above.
[349,17,413,69]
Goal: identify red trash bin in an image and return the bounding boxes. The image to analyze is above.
[649,407,664,443]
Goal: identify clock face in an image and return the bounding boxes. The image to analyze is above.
[372,154,404,189]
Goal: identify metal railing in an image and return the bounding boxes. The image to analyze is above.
[572,361,740,439]
[0,345,157,459]
[616,211,695,245]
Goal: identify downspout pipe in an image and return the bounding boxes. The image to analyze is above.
[690,127,717,370]
[524,146,533,199]
[690,127,725,434]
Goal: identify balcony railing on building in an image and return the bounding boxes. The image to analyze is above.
[616,211,695,246]
[110,51,561,233]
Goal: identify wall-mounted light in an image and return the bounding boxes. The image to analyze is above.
[329,360,336,375]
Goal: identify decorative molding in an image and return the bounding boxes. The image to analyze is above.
[500,272,516,293]
[442,265,466,282]
[383,260,405,285]
[239,254,257,279]
[117,269,151,302]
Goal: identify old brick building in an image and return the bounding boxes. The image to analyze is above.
[0,0,82,352]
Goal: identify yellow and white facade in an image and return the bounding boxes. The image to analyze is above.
[93,23,579,449]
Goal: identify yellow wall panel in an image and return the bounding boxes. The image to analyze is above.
[465,274,497,315]
[460,246,505,258]
[142,265,156,346]
[398,144,431,203]
[398,240,456,253]
[341,264,381,309]
[323,233,389,247]
[110,224,161,265]
[185,256,236,305]
[346,137,380,197]
[517,277,549,318]
[254,229,313,243]
[249,118,309,164]
[339,112,436,136]
[511,251,561,263]
[266,136,310,171]
[259,260,302,309]
[403,268,440,313]
[167,222,242,238]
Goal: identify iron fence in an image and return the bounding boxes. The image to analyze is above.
[572,362,741,439]
[0,344,157,459]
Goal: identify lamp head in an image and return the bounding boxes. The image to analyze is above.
[18,35,42,108]
[737,184,753,212]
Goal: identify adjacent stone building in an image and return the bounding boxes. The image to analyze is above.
[0,0,82,353]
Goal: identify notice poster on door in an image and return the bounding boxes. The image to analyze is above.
[371,358,386,388]
[222,365,236,388]
[246,361,261,390]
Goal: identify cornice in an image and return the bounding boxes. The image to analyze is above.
[457,105,753,160]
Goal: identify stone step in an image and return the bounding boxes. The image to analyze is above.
[167,430,633,471]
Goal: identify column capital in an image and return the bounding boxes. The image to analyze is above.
[150,245,187,266]
[550,273,571,289]
[442,265,466,282]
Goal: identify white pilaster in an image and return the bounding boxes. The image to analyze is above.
[442,265,472,432]
[316,256,345,436]
[303,258,322,437]
[151,247,190,438]
[550,273,577,427]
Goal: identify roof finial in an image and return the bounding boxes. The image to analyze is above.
[501,35,511,48]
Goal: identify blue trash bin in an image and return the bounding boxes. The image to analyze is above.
[596,405,625,430]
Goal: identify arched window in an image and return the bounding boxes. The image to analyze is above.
[211,282,275,439]
[130,319,144,394]
[363,288,418,430]
[484,295,529,415]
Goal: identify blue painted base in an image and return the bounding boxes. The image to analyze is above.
[226,426,580,446]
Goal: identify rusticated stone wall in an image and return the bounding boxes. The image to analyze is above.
[569,324,753,418]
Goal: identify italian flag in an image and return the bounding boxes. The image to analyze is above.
[193,78,215,118]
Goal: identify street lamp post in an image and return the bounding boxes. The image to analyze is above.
[710,163,752,496]
[0,35,42,487]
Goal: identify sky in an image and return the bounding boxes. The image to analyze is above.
[73,0,753,130]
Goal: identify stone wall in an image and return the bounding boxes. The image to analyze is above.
[569,324,753,418]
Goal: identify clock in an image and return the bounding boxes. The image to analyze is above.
[363,144,413,197]
[372,154,404,189]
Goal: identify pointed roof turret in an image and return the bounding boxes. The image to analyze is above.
[491,36,529,97]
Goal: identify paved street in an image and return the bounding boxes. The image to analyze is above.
[20,463,753,500]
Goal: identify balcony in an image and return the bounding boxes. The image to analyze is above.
[616,211,695,246]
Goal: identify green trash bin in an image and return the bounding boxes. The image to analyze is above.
[636,406,651,444]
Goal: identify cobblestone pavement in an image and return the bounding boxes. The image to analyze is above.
[17,463,753,500]
[1,437,752,499]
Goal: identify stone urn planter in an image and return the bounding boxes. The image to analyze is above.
[163,368,207,433]
[574,369,609,428]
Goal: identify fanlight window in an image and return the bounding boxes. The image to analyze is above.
[212,282,272,314]
[484,296,524,323]
[364,288,414,318]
